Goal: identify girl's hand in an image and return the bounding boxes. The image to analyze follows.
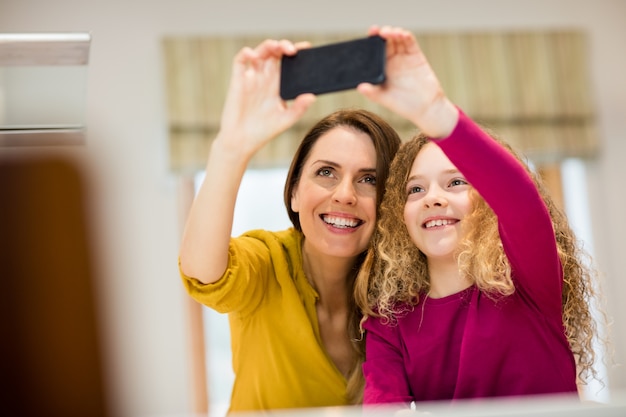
[357,26,458,138]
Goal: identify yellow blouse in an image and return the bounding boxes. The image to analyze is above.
[180,228,348,413]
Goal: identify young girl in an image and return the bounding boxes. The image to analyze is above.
[352,27,602,405]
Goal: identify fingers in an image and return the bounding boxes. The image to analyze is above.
[232,45,255,75]
[289,93,316,117]
[367,25,381,37]
[237,28,420,70]
[229,39,290,89]
[370,25,421,55]
[233,39,295,70]
[237,37,314,67]
[253,38,297,60]
[356,82,380,100]
[293,41,312,51]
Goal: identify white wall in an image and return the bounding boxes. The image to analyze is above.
[2,1,625,416]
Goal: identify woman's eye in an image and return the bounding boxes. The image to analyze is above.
[361,174,377,185]
[317,168,333,177]
[450,178,468,187]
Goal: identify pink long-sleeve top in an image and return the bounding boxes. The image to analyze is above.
[362,110,577,405]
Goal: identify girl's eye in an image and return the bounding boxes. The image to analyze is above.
[450,178,468,187]
[407,185,424,195]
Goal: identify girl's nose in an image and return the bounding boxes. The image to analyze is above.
[423,186,448,208]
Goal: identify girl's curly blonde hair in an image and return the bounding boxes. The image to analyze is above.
[352,131,606,399]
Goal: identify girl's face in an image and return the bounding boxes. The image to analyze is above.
[403,142,473,262]
[291,126,377,260]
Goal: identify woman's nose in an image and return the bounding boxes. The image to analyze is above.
[333,179,357,205]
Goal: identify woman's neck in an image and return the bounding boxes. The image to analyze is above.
[301,240,356,378]
[301,241,355,311]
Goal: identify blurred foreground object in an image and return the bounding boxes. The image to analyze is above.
[0,154,108,417]
[232,391,626,417]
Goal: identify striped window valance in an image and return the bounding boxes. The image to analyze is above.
[162,30,598,174]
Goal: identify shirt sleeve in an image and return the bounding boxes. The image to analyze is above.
[362,316,413,406]
[434,110,563,318]
[179,234,272,317]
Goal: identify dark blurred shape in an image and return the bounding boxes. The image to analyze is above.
[0,154,108,417]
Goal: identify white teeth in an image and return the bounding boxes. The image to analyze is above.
[424,219,454,228]
[323,215,359,228]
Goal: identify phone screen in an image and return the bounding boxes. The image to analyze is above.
[280,35,386,100]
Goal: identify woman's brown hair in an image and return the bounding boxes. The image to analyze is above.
[283,108,402,404]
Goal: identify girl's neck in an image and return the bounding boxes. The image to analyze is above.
[427,256,472,299]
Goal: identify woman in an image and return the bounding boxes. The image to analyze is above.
[178,38,401,412]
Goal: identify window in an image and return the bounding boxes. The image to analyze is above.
[561,159,610,403]
[195,167,290,416]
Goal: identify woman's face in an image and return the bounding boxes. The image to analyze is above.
[403,142,473,262]
[291,126,378,260]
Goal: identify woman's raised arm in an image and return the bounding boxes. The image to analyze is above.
[178,39,315,284]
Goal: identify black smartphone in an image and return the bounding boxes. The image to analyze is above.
[279,35,386,100]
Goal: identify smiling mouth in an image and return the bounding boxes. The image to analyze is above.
[423,218,457,229]
[321,215,362,229]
